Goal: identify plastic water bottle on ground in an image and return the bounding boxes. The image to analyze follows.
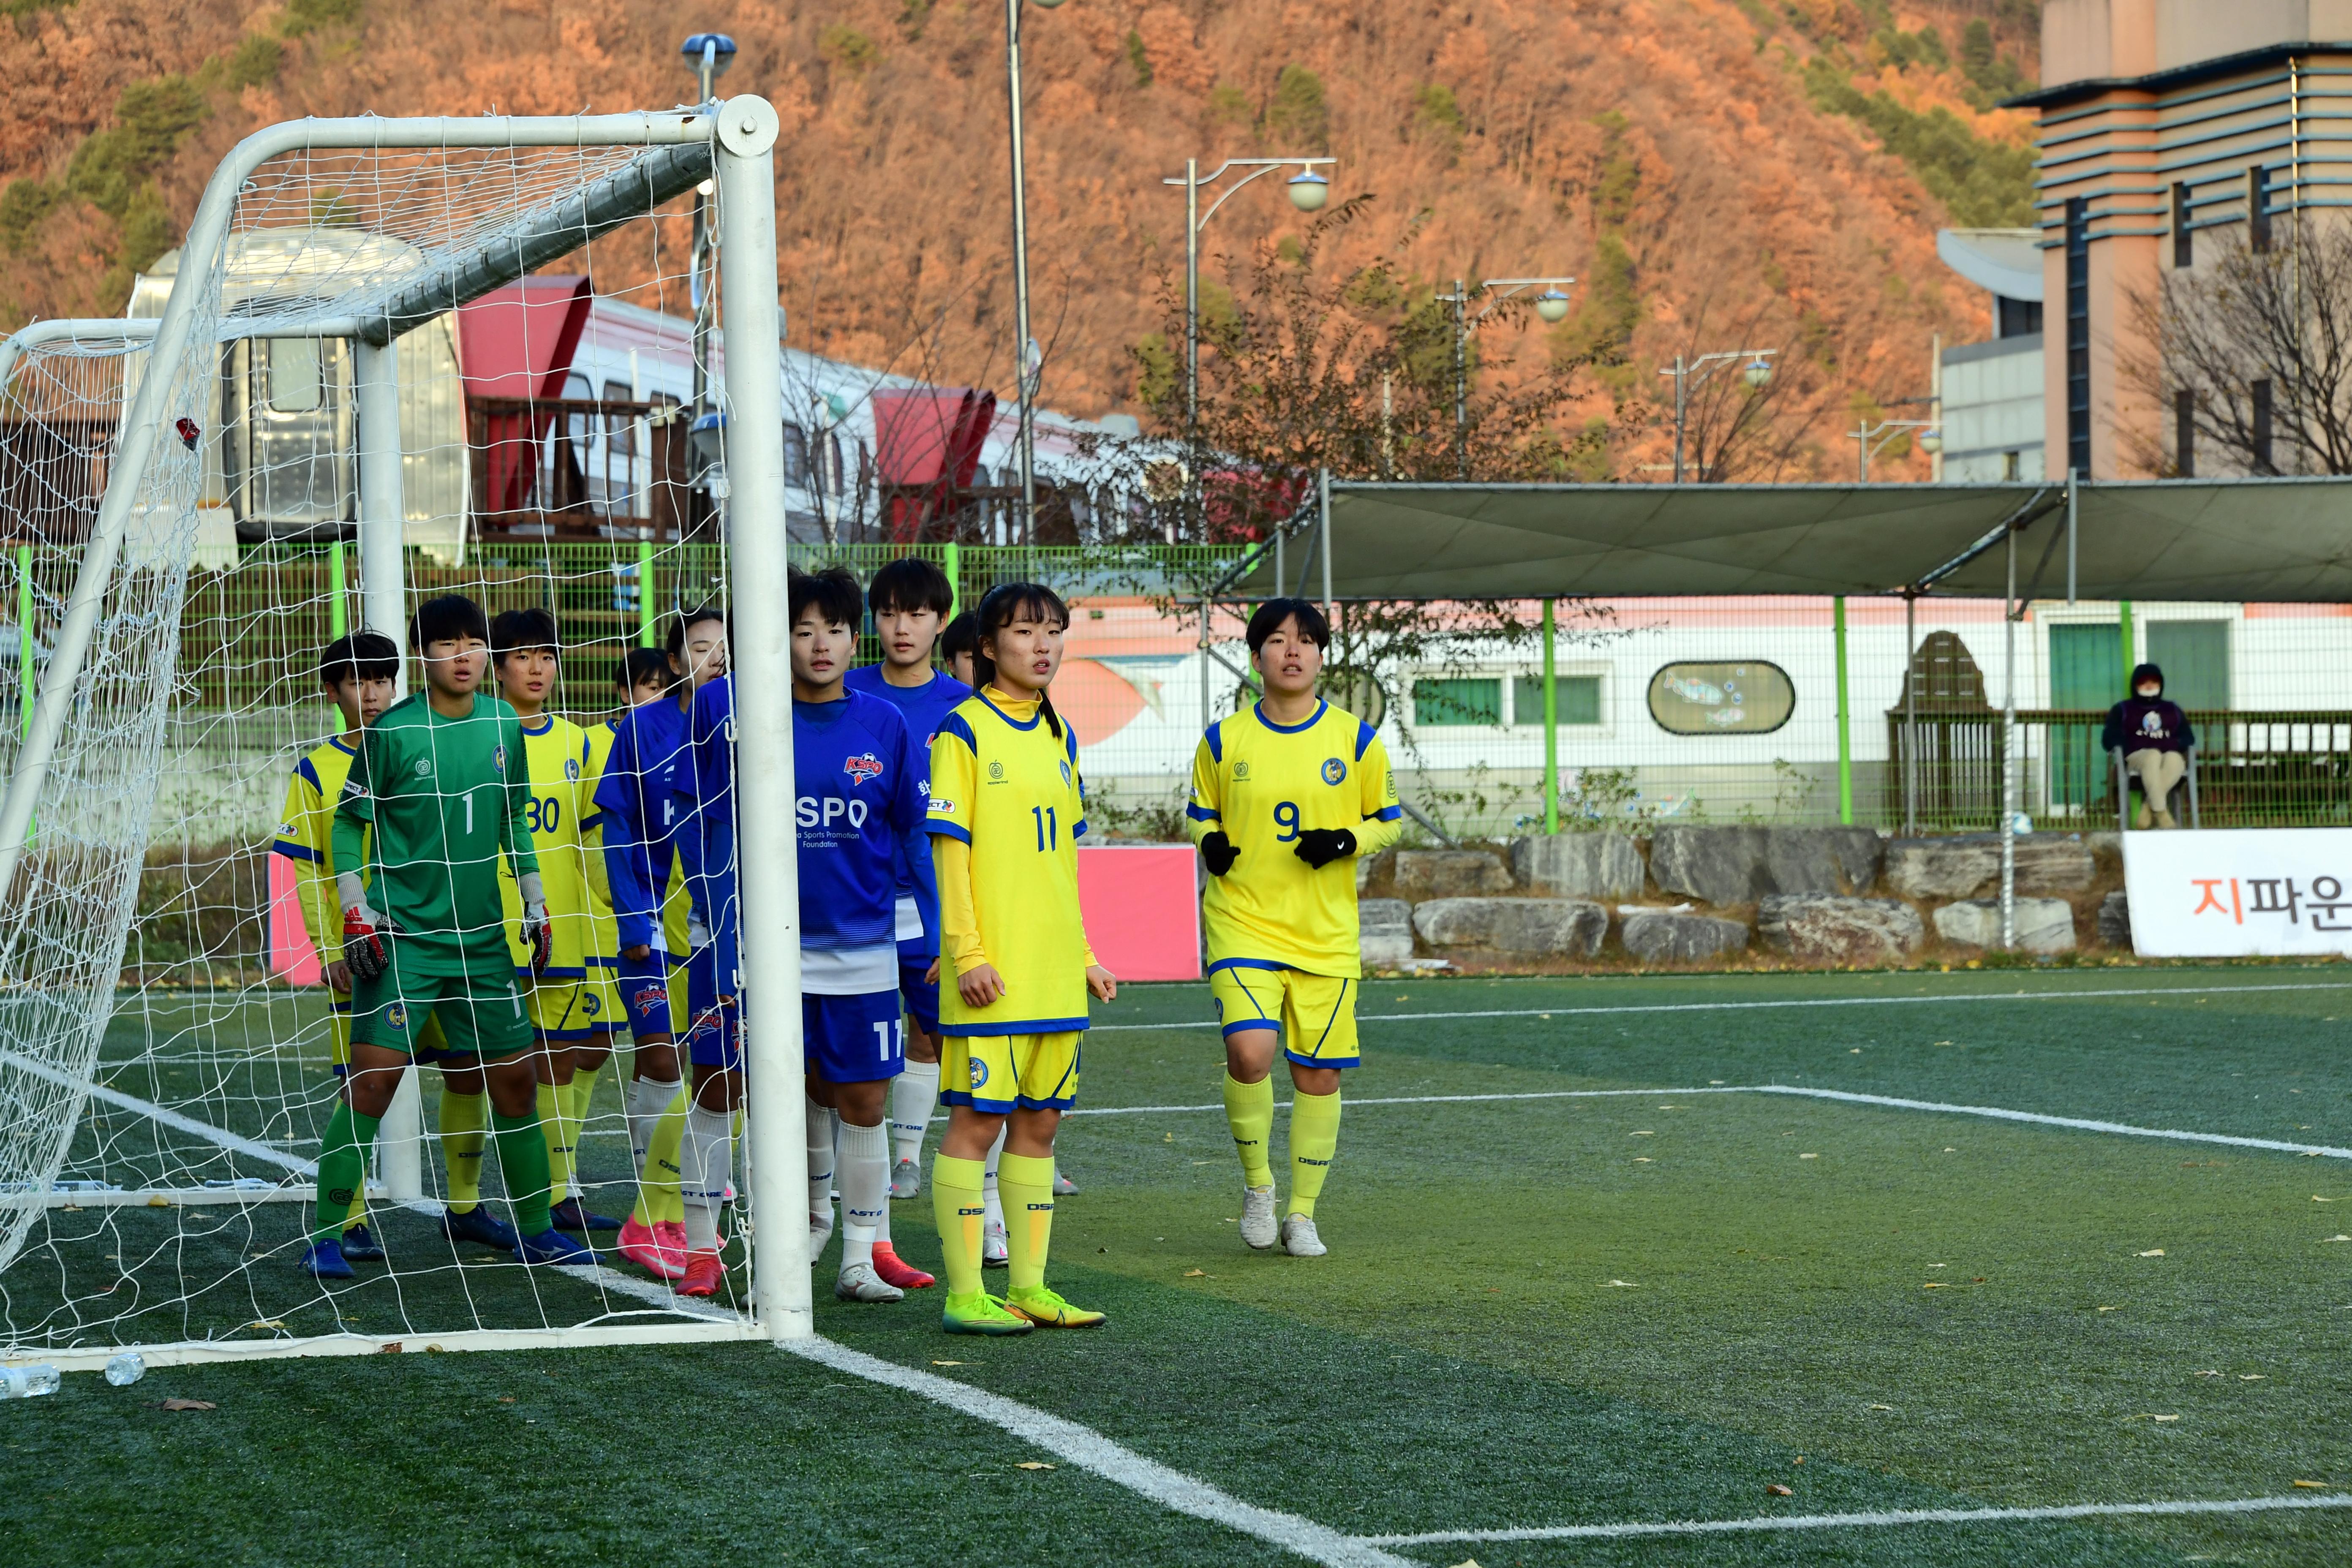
[104,1352,144,1387]
[0,1364,60,1398]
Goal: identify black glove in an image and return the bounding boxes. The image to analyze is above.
[1199,830,1239,876]
[1294,828,1356,869]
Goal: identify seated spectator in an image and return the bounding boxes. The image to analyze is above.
[2102,662,2193,829]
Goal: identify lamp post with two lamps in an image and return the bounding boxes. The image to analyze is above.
[1437,277,1574,479]
[1852,417,1941,481]
[1658,349,1775,483]
[679,34,735,423]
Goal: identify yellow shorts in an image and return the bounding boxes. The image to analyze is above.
[580,962,624,1038]
[1209,961,1359,1068]
[940,1031,1082,1113]
[523,975,607,1041]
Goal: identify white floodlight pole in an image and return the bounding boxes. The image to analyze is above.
[712,95,811,1345]
[1004,0,1038,534]
[353,335,423,1199]
[2000,524,2018,950]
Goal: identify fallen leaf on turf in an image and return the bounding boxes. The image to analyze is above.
[931,1360,965,1367]
[1162,1133,1173,1143]
[2133,1414,2181,1422]
[496,1396,515,1403]
[2138,1249,2167,1257]
[1015,1462,1056,1471]
[1630,1130,1654,1136]
[1632,1157,1653,1163]
[1850,1048,1862,1054]
[1766,1484,1794,1496]
[1444,1560,1481,1568]
[158,1399,215,1411]
[1603,1279,1639,1288]
[2196,1370,2223,1377]
[2327,1236,2352,1243]
[1183,1269,1206,1277]
[242,1320,285,1331]
[1922,1282,1944,1289]
[2295,1481,2330,1489]
[1799,1153,1819,1160]
[2098,1306,2121,1312]
[2241,1374,2266,1381]
[1868,1404,1895,1411]
[2316,1196,2338,1202]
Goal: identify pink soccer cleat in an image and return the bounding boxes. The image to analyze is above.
[618,1216,684,1280]
[871,1242,936,1290]
[655,1220,689,1267]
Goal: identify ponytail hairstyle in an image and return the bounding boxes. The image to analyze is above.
[972,581,1071,741]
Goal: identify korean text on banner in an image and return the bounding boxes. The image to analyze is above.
[2121,828,2352,957]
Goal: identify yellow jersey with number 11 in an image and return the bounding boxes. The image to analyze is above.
[1188,699,1402,977]
[927,689,1095,1037]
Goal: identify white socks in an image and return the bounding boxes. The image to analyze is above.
[836,1119,889,1270]
[890,1059,940,1166]
[627,1073,681,1171]
[681,1103,733,1253]
[982,1122,1006,1232]
[806,1094,838,1232]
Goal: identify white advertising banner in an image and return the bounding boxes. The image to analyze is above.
[2121,828,2352,956]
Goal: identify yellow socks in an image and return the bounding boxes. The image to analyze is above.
[440,1089,489,1213]
[563,1063,601,1209]
[1223,1073,1275,1189]
[931,1152,988,1298]
[631,1087,687,1228]
[996,1152,1056,1292]
[1288,1087,1342,1217]
[537,1083,573,1206]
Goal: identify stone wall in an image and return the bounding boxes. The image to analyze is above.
[1352,825,2133,972]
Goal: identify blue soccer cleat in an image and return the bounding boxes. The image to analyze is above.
[299,1239,355,1279]
[514,1228,599,1267]
[441,1205,519,1252]
[338,1223,386,1262]
[549,1197,623,1233]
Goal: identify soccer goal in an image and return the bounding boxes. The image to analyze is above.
[0,97,813,1367]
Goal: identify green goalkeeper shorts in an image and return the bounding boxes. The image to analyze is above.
[349,942,535,1064]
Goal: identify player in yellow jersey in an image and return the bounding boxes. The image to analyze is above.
[1189,598,1402,1258]
[926,583,1117,1335]
[490,608,620,1233]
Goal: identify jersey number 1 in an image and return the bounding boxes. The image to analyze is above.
[1031,805,1057,851]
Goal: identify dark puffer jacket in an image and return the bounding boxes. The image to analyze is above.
[2101,662,2193,755]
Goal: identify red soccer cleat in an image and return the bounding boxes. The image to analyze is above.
[676,1249,726,1299]
[870,1242,935,1290]
[618,1216,683,1280]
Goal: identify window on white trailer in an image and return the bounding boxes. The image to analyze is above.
[604,380,634,457]
[783,420,810,487]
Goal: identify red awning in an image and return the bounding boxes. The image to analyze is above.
[455,276,593,400]
[872,387,996,541]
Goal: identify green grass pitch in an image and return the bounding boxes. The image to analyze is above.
[9,966,2352,1565]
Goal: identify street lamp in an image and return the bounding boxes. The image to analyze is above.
[1437,276,1576,479]
[1658,349,1775,483]
[679,34,736,430]
[1161,156,1338,518]
[1852,417,1937,481]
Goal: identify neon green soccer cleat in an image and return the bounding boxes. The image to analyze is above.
[1004,1285,1106,1329]
[942,1291,1034,1336]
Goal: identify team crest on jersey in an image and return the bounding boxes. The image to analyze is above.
[843,752,884,786]
[1058,759,1072,787]
[493,744,507,775]
[1322,757,1347,785]
[1233,761,1251,780]
[565,758,581,781]
[412,759,430,777]
[580,993,601,1018]
[969,1059,989,1089]
[386,1002,409,1030]
[988,760,1005,781]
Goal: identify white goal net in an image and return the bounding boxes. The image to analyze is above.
[0,100,808,1367]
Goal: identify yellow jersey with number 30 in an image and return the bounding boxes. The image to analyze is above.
[1188,700,1402,977]
[927,690,1093,1036]
[498,713,594,977]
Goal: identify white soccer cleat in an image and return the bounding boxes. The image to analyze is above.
[835,1260,905,1304]
[890,1157,923,1200]
[808,1209,834,1263]
[983,1217,1010,1266]
[1053,1167,1078,1197]
[1280,1212,1326,1258]
[1240,1184,1279,1250]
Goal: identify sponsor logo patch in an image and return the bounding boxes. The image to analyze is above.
[988,760,1005,781]
[632,983,667,1017]
[843,752,884,785]
[1233,760,1251,780]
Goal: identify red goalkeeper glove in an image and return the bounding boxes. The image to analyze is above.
[341,901,389,983]
[518,872,553,976]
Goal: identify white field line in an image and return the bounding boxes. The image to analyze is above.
[0,1045,311,1174]
[1063,1087,1751,1118]
[1361,1492,2352,1546]
[1748,1085,2352,1160]
[1089,979,2352,1032]
[784,1334,1418,1568]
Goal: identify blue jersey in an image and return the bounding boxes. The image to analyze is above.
[792,690,926,992]
[843,664,971,958]
[677,675,737,963]
[594,693,691,952]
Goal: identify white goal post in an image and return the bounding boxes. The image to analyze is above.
[0,95,811,1360]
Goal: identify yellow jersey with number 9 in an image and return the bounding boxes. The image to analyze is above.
[926,690,1093,1036]
[1188,699,1402,977]
[498,713,593,977]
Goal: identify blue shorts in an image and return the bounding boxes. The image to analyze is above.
[620,947,675,1044]
[806,989,905,1085]
[898,956,940,1035]
[683,945,742,1071]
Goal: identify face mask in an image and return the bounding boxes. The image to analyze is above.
[2137,686,2159,698]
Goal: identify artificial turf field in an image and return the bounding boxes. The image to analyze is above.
[11,964,2352,1565]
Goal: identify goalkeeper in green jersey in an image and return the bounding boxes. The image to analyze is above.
[299,595,597,1277]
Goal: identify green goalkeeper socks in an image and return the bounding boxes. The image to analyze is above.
[313,1103,381,1243]
[493,1109,555,1237]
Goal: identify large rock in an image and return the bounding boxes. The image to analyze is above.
[1413,897,1607,957]
[1620,909,1749,964]
[1933,897,2078,953]
[1359,898,1415,968]
[1650,825,1884,904]
[1884,835,2095,898]
[1765,827,1884,896]
[1511,832,1646,901]
[1393,849,1512,898]
[1649,825,1769,905]
[1756,896,1925,966]
[2097,890,2132,949]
